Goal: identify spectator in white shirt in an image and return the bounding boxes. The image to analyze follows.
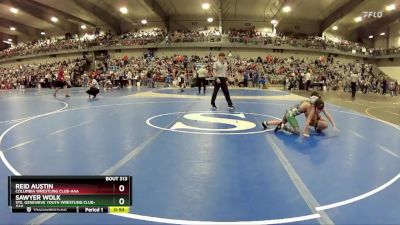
[305,70,311,91]
[86,77,100,99]
[196,64,207,94]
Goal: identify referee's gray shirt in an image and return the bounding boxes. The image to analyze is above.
[213,60,228,78]
[350,73,358,83]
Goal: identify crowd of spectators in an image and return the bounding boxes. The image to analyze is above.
[1,50,398,96]
[166,30,221,43]
[2,27,398,60]
[227,27,368,54]
[0,25,398,95]
[0,28,221,59]
[0,32,113,59]
[370,46,400,56]
[120,29,165,46]
[0,57,89,90]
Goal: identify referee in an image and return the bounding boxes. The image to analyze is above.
[211,52,234,110]
[350,71,358,99]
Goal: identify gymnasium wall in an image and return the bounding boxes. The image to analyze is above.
[378,66,400,81]
[388,22,400,48]
[376,57,400,67]
[374,35,389,49]
[363,57,400,80]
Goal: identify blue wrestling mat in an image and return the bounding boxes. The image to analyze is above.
[0,87,399,225]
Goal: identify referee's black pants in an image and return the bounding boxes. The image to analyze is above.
[211,77,233,107]
[87,87,99,98]
[351,82,356,98]
[197,77,206,93]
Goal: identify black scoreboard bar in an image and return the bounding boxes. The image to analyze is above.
[8,176,132,213]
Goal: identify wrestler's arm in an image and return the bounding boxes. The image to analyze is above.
[323,109,339,131]
[303,104,314,137]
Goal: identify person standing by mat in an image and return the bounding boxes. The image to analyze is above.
[178,71,186,92]
[211,52,234,110]
[87,77,100,99]
[53,65,70,98]
[350,71,358,99]
[197,64,207,94]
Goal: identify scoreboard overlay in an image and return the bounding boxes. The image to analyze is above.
[8,176,132,213]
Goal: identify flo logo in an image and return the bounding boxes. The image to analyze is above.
[146,112,273,135]
[363,11,383,18]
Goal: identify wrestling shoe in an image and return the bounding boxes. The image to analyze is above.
[262,121,268,130]
[274,122,282,133]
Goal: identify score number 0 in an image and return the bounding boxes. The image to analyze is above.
[118,184,126,205]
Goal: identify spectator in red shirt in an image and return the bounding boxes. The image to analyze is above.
[53,65,70,98]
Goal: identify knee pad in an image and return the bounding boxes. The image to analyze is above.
[283,124,300,135]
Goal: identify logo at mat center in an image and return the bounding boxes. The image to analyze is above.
[147,112,265,135]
